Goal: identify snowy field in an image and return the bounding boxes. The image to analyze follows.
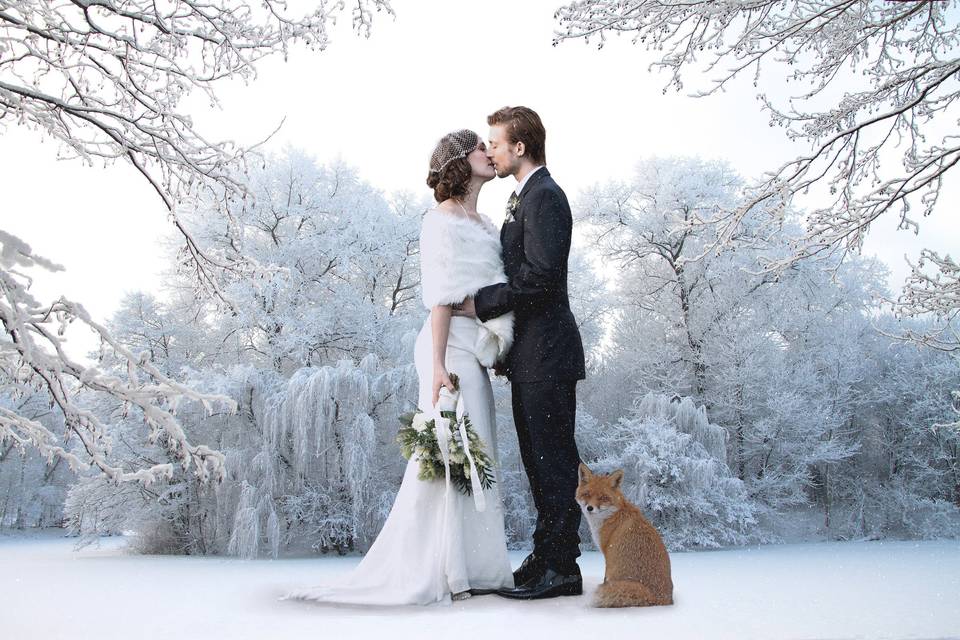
[2,530,959,640]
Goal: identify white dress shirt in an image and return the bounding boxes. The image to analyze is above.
[514,165,545,196]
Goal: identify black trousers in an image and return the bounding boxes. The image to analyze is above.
[511,379,582,572]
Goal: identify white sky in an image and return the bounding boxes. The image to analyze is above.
[2,0,958,362]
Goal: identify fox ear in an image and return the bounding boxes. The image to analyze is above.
[609,469,624,489]
[578,463,592,483]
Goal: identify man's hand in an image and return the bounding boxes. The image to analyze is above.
[452,296,477,319]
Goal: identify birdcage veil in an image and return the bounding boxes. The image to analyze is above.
[429,129,481,175]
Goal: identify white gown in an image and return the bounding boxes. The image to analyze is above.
[284,209,515,605]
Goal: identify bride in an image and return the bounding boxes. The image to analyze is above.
[284,130,515,605]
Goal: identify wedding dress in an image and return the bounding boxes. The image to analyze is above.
[284,208,515,606]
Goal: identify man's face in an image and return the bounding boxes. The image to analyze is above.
[487,124,521,179]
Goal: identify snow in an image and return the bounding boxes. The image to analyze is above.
[2,530,958,640]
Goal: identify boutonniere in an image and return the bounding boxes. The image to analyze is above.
[505,193,520,224]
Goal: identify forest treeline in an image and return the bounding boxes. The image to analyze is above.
[2,151,957,555]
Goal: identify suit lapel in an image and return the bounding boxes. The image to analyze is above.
[518,167,550,202]
[502,168,549,245]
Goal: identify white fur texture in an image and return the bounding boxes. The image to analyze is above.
[579,502,619,550]
[419,209,514,367]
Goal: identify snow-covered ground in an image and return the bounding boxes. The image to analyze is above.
[2,530,958,640]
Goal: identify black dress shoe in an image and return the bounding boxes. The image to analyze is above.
[496,566,583,600]
[512,552,546,587]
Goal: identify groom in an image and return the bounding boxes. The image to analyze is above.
[456,106,586,599]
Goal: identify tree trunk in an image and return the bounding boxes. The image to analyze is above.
[674,263,706,398]
[735,384,746,480]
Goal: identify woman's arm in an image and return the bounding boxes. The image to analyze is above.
[431,304,455,407]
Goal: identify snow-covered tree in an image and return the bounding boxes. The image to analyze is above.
[829,317,960,539]
[65,152,426,556]
[891,250,959,432]
[172,150,425,373]
[578,393,763,550]
[60,292,232,551]
[0,389,73,528]
[576,156,899,531]
[578,156,751,398]
[63,295,420,556]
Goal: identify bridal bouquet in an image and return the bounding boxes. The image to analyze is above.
[397,373,495,497]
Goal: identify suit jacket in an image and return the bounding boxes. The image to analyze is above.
[474,168,586,383]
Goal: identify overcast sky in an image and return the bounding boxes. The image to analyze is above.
[3,0,958,362]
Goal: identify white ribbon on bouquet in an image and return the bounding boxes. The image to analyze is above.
[426,383,486,513]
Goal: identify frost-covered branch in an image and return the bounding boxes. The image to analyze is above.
[1,230,236,485]
[0,0,393,304]
[0,0,393,203]
[888,248,960,431]
[896,250,960,328]
[554,0,960,280]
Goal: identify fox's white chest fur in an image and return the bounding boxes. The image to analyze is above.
[581,506,618,550]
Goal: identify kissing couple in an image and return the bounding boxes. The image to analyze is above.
[285,106,586,605]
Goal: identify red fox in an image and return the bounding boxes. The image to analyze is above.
[575,463,673,608]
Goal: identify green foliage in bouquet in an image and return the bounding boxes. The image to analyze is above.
[397,375,495,496]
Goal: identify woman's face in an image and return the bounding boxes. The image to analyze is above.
[466,141,496,182]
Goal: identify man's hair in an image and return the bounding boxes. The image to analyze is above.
[487,106,546,165]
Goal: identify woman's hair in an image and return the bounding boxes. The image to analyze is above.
[426,129,479,203]
[487,106,546,165]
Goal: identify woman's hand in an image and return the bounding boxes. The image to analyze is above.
[432,365,454,408]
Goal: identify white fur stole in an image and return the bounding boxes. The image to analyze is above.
[419,209,514,367]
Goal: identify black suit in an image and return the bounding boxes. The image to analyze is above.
[475,168,585,572]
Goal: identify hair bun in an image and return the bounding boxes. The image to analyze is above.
[426,130,478,203]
